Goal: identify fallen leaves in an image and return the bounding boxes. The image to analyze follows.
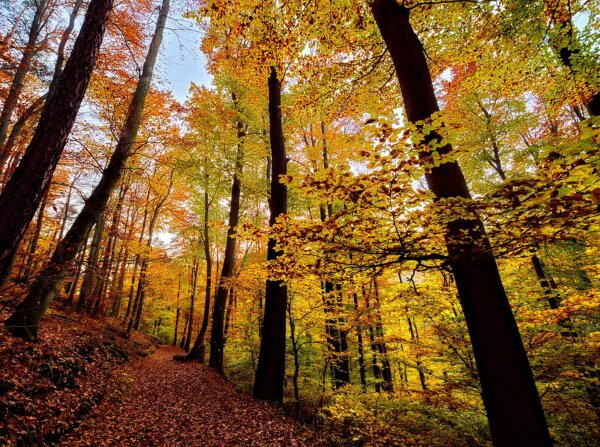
[59,346,327,447]
[1,308,325,446]
[0,310,154,446]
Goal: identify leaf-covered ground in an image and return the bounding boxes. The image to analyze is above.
[59,345,327,447]
[0,309,155,446]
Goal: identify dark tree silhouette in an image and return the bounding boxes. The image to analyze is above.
[369,1,551,445]
[253,67,289,405]
[5,0,170,340]
[0,0,115,287]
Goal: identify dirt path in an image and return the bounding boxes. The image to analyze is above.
[60,345,325,447]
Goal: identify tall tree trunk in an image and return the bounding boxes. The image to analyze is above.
[366,314,382,392]
[0,94,46,184]
[372,279,393,392]
[5,0,170,340]
[77,214,104,313]
[318,123,350,388]
[92,184,128,315]
[531,254,560,310]
[179,311,188,349]
[223,288,235,340]
[363,283,390,392]
[184,198,213,360]
[21,189,49,283]
[91,243,111,316]
[183,259,199,351]
[0,0,48,163]
[352,291,367,391]
[58,173,80,240]
[479,100,564,312]
[129,173,173,333]
[323,282,350,388]
[0,0,114,289]
[173,278,181,346]
[405,308,427,391]
[131,259,149,332]
[107,200,133,317]
[109,199,135,318]
[173,307,181,346]
[1,0,83,175]
[543,0,600,116]
[253,66,288,405]
[181,177,212,360]
[207,115,244,370]
[89,208,114,315]
[369,2,551,445]
[287,300,301,417]
[125,195,150,322]
[108,242,125,316]
[65,226,91,306]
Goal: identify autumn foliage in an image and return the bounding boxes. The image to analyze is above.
[1,0,599,446]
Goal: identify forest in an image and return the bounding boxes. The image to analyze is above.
[0,0,599,446]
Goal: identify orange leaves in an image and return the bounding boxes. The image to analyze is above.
[0,309,153,446]
[60,346,326,446]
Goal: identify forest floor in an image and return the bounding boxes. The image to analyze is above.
[58,345,327,447]
[0,307,156,446]
[1,307,326,446]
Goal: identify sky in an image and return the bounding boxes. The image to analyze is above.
[158,7,213,103]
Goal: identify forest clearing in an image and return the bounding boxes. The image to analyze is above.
[0,0,599,446]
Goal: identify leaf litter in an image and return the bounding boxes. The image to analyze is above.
[59,346,327,447]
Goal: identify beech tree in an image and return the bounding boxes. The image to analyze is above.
[1,0,598,445]
[5,0,170,340]
[0,0,114,287]
[0,0,85,176]
[0,0,48,165]
[253,66,289,404]
[206,98,244,370]
[368,1,551,445]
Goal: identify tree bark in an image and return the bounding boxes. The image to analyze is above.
[0,0,48,164]
[207,113,244,370]
[181,181,212,360]
[21,189,50,283]
[319,123,350,388]
[253,66,289,405]
[0,0,114,289]
[182,259,199,351]
[1,0,83,178]
[369,1,551,445]
[352,291,367,391]
[65,228,91,306]
[543,0,600,116]
[77,214,104,313]
[5,0,170,340]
